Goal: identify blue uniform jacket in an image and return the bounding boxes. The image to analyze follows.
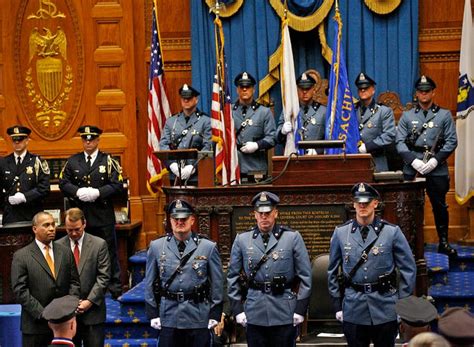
[145,233,223,329]
[357,101,396,172]
[232,101,276,175]
[396,104,457,178]
[276,102,327,154]
[227,225,312,326]
[327,219,416,325]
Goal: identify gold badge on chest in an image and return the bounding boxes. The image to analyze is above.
[99,165,106,173]
[26,166,33,174]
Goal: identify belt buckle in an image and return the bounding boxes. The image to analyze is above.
[364,283,372,293]
[176,291,185,302]
[264,282,272,294]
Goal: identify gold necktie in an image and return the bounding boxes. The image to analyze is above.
[44,245,55,278]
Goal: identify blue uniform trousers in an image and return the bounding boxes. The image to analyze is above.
[158,327,210,347]
[342,320,398,347]
[246,323,296,347]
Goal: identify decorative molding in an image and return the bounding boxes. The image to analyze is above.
[164,62,191,71]
[419,27,461,41]
[162,38,191,51]
[419,53,460,63]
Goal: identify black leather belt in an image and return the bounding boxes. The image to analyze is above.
[349,281,382,294]
[161,290,195,302]
[248,281,292,294]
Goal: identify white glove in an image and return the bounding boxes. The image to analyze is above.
[240,141,259,154]
[336,311,343,322]
[293,313,305,326]
[169,162,180,176]
[411,158,425,173]
[306,149,317,155]
[87,188,100,202]
[358,143,367,153]
[180,165,195,180]
[236,312,247,327]
[76,187,90,202]
[150,317,161,330]
[8,192,26,205]
[281,121,293,135]
[208,319,218,329]
[419,158,438,175]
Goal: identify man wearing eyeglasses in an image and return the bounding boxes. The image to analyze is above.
[227,191,312,347]
[145,199,223,347]
[0,125,50,225]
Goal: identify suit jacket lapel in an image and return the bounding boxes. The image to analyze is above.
[78,234,91,274]
[183,238,197,257]
[89,152,103,172]
[350,227,365,248]
[167,238,181,259]
[53,244,63,279]
[31,242,56,280]
[266,233,278,253]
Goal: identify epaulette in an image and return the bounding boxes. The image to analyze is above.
[378,218,395,227]
[338,219,353,228]
[274,225,293,240]
[197,233,210,240]
[195,109,207,118]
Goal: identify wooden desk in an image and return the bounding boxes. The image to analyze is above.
[163,180,428,295]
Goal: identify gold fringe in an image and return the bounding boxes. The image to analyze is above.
[269,0,334,32]
[318,22,332,63]
[206,0,244,17]
[363,0,402,15]
[258,44,283,105]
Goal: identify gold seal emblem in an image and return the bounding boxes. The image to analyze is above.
[372,246,379,255]
[272,251,279,260]
[175,200,183,208]
[26,166,34,174]
[259,192,268,202]
[85,126,90,133]
[99,165,106,173]
[367,122,373,128]
[428,121,434,128]
[14,127,19,134]
[358,183,366,193]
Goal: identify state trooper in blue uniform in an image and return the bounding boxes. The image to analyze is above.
[159,84,212,186]
[328,183,416,347]
[232,72,276,182]
[227,191,312,347]
[0,125,50,225]
[355,73,396,172]
[145,199,223,347]
[396,76,458,257]
[59,125,125,299]
[276,72,327,154]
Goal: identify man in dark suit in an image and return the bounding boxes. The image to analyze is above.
[11,211,80,347]
[0,125,50,224]
[59,125,124,299]
[57,208,111,347]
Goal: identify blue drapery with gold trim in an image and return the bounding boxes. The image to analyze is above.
[191,0,418,116]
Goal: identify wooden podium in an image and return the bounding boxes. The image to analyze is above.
[272,154,374,185]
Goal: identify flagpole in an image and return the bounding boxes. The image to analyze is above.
[329,0,342,138]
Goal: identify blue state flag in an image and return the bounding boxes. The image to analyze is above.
[325,10,359,154]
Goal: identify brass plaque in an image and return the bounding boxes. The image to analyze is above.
[232,205,347,258]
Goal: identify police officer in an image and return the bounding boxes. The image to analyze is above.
[227,191,312,347]
[438,307,474,346]
[233,72,276,182]
[59,125,124,299]
[396,75,458,257]
[277,72,327,155]
[42,295,80,347]
[0,125,50,225]
[159,84,212,185]
[395,295,438,346]
[328,183,416,347]
[355,73,396,172]
[145,199,223,347]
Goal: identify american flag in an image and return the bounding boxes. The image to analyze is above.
[211,18,240,185]
[146,2,172,194]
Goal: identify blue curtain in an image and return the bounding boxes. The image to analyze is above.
[191,0,418,115]
[329,0,419,104]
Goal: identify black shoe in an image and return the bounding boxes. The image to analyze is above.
[438,242,458,258]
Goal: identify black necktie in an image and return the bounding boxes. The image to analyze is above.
[303,105,309,114]
[242,105,247,116]
[423,110,428,117]
[261,233,270,248]
[16,156,21,167]
[361,106,367,116]
[178,241,186,255]
[86,155,92,169]
[360,226,369,242]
